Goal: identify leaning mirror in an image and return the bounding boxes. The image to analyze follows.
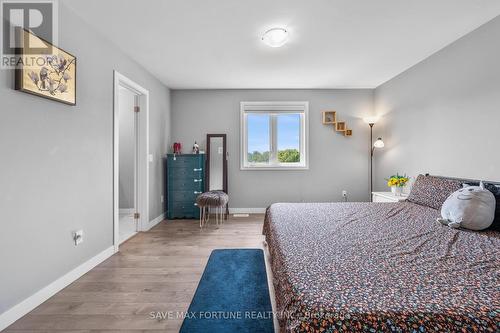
[206,134,227,194]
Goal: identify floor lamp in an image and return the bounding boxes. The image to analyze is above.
[364,117,384,201]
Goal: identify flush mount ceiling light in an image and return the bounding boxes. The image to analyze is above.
[261,28,289,47]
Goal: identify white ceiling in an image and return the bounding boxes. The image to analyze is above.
[63,0,500,89]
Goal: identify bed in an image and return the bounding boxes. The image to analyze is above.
[263,180,500,332]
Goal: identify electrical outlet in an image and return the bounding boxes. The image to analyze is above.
[342,190,347,197]
[73,230,83,246]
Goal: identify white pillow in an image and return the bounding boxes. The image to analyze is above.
[438,182,496,231]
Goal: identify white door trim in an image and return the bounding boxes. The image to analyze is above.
[113,71,150,252]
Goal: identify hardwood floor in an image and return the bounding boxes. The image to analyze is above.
[4,215,267,333]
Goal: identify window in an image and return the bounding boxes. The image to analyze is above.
[240,102,308,170]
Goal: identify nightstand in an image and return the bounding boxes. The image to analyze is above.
[372,192,408,203]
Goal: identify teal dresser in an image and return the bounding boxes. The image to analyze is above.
[166,154,205,219]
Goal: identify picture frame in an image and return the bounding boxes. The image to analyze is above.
[15,29,76,106]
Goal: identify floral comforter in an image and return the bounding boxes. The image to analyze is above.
[263,202,500,332]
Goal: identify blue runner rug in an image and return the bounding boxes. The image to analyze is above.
[180,249,274,333]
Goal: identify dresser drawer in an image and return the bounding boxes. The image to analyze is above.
[168,207,200,219]
[167,199,200,219]
[169,190,202,202]
[169,200,199,210]
[372,192,408,203]
[168,178,204,190]
[168,202,200,219]
[167,167,203,179]
[167,156,204,169]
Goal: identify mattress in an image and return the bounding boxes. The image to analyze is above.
[263,202,500,332]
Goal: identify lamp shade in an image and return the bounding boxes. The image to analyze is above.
[364,116,379,125]
[374,138,385,148]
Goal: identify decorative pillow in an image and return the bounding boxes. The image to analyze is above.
[407,175,462,210]
[438,182,496,230]
[463,182,500,231]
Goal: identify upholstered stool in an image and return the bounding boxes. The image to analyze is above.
[196,191,229,228]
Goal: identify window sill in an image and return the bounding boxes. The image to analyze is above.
[240,165,309,171]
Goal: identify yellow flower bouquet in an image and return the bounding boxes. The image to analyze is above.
[386,174,409,196]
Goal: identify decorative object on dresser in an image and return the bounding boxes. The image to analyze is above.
[372,191,408,203]
[173,142,182,154]
[322,111,352,136]
[364,117,384,200]
[165,154,205,219]
[192,141,200,154]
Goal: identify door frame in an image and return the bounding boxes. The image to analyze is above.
[113,71,149,252]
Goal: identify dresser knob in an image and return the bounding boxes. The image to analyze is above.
[193,168,202,171]
[194,191,202,194]
[194,203,198,206]
[194,179,202,182]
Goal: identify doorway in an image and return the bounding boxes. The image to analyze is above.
[113,71,150,252]
[117,86,138,243]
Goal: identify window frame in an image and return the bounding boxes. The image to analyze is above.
[240,101,309,170]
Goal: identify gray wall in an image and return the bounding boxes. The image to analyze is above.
[373,16,500,189]
[172,89,374,208]
[0,4,171,314]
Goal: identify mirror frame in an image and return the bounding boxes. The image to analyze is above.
[206,134,228,195]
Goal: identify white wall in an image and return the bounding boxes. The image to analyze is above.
[373,16,500,189]
[0,3,171,315]
[172,89,374,208]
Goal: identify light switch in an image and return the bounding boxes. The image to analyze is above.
[218,147,223,154]
[148,154,154,162]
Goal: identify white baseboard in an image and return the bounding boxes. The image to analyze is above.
[0,246,115,331]
[148,213,165,229]
[229,208,267,214]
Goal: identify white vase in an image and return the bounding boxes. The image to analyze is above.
[391,186,403,196]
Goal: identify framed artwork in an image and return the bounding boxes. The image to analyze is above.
[15,29,76,105]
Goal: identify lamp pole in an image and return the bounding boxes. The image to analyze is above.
[369,123,374,201]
